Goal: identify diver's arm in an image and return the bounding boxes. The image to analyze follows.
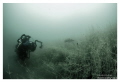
[20,34,25,39]
[35,40,37,46]
[16,34,25,43]
[25,35,31,40]
[35,40,43,48]
[27,35,31,39]
[35,40,42,43]
[17,39,20,43]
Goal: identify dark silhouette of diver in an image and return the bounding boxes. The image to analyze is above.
[15,34,43,60]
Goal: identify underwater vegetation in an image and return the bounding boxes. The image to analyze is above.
[4,24,117,79]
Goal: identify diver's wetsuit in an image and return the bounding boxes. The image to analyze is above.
[15,34,31,59]
[15,34,42,59]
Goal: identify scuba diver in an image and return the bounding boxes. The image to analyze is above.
[15,34,43,60]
